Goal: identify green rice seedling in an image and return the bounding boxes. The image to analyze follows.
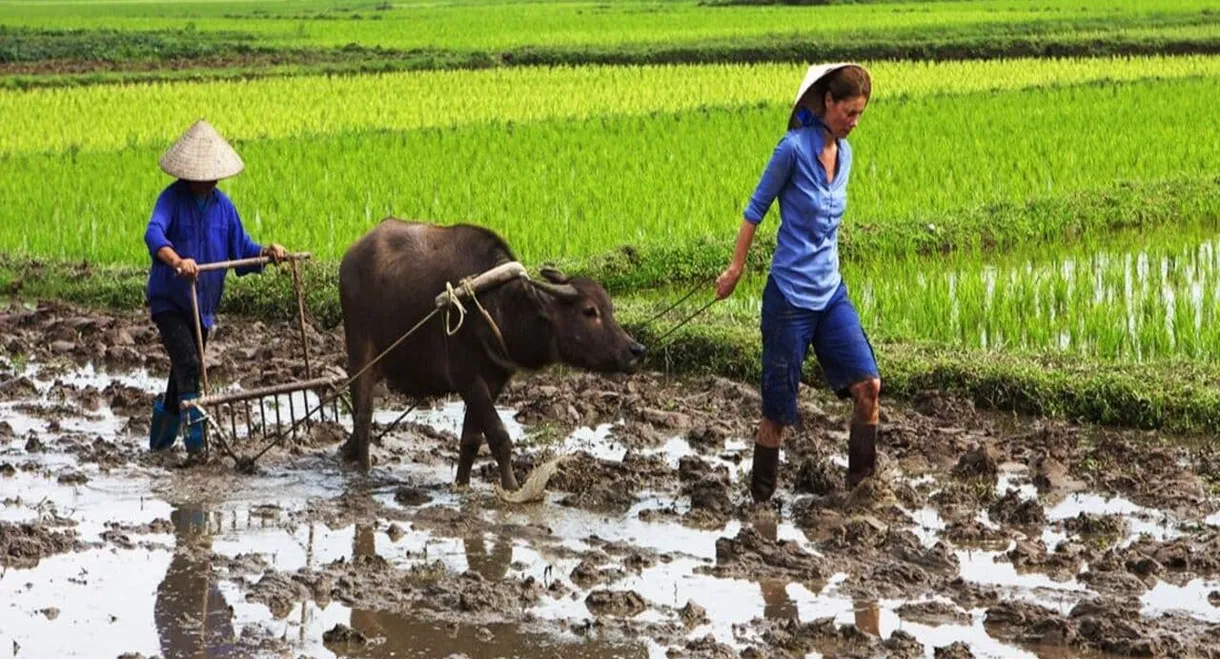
[2,75,1218,270]
[6,55,1220,156]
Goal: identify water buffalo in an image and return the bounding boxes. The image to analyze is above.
[337,218,646,487]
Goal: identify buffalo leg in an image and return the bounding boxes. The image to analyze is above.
[455,410,484,486]
[342,360,377,472]
[463,379,519,491]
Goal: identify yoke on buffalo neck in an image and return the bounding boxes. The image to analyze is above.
[432,261,529,309]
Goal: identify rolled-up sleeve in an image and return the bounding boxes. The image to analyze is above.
[143,191,174,258]
[743,134,795,225]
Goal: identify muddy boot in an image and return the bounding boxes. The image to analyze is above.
[751,444,780,503]
[180,392,206,455]
[148,396,180,451]
[846,423,877,488]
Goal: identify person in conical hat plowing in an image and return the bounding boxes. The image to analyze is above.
[714,63,881,502]
[142,119,287,458]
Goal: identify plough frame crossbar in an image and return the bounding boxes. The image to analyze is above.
[184,376,347,409]
[180,255,532,467]
[180,252,345,461]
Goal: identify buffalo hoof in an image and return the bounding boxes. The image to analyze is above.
[339,439,370,470]
[339,440,359,462]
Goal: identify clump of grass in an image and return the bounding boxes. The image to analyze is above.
[9,252,1220,435]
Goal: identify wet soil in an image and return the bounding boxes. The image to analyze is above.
[3,299,1220,658]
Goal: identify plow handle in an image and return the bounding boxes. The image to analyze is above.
[192,252,312,274]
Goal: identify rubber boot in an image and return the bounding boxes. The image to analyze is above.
[846,423,877,488]
[148,396,180,451]
[751,444,780,503]
[180,392,206,454]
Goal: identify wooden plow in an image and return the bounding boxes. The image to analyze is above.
[179,252,347,470]
[177,253,532,472]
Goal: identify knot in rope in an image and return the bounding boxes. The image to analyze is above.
[442,279,478,336]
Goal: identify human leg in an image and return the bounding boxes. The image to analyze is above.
[754,277,816,502]
[152,312,209,453]
[811,284,881,488]
[149,365,180,451]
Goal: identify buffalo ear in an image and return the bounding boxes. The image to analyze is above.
[539,267,568,284]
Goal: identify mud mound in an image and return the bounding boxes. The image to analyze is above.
[0,376,38,401]
[942,519,1009,548]
[793,456,841,496]
[322,623,368,647]
[757,617,885,658]
[911,390,976,421]
[931,479,996,518]
[1117,534,1220,576]
[426,571,544,615]
[896,600,972,627]
[702,527,825,582]
[585,589,649,618]
[952,443,998,481]
[987,597,1210,656]
[1001,538,1086,581]
[1,521,85,568]
[678,456,733,522]
[247,571,314,619]
[551,450,668,512]
[1058,512,1129,539]
[569,559,626,589]
[665,635,737,658]
[988,489,1046,526]
[934,642,975,659]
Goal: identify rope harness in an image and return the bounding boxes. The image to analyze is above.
[203,266,519,471]
[200,263,717,471]
[643,275,721,353]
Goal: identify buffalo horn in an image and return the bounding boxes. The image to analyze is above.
[530,279,580,301]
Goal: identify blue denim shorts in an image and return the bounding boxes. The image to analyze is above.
[760,275,880,425]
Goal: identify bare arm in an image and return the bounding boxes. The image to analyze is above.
[717,134,793,299]
[715,219,758,299]
[156,246,198,281]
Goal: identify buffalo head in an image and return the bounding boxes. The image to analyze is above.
[530,267,645,373]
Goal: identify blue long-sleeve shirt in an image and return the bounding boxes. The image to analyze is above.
[144,180,263,329]
[744,121,852,311]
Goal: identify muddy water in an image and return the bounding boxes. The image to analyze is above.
[4,306,1220,658]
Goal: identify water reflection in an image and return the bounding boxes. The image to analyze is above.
[752,517,881,637]
[346,521,649,659]
[154,502,239,659]
[752,517,800,622]
[854,600,881,637]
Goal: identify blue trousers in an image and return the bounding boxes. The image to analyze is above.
[760,275,880,426]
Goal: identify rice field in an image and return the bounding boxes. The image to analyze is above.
[688,221,1220,363]
[2,70,1218,269]
[8,55,1220,155]
[4,0,1216,52]
[3,0,1220,374]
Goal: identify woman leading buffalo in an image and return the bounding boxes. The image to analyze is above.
[715,63,881,503]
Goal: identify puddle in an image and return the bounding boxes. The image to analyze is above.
[1140,579,1220,623]
[3,359,1220,658]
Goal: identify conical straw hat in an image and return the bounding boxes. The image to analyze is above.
[788,62,866,130]
[158,119,244,181]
